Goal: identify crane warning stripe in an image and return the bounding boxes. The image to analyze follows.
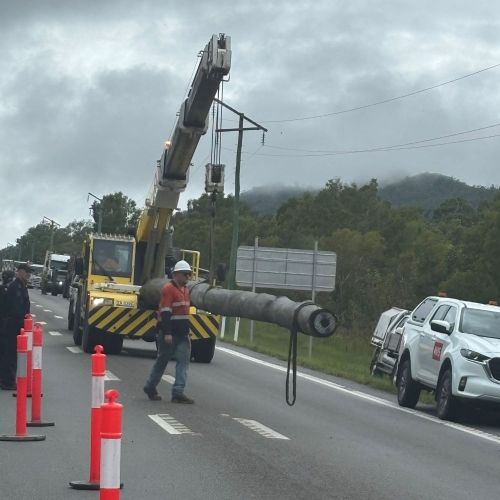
[88,306,156,338]
[95,307,128,329]
[189,314,219,339]
[88,307,219,339]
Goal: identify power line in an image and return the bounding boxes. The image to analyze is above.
[263,121,500,154]
[223,131,500,158]
[261,62,500,123]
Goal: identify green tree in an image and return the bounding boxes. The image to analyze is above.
[92,192,141,234]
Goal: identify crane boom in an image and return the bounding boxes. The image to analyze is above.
[136,34,231,283]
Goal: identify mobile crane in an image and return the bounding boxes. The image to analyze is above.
[69,34,231,360]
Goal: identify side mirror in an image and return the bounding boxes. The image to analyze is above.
[431,320,452,335]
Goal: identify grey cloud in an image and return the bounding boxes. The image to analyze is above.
[2,0,500,247]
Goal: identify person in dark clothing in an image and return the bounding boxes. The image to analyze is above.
[0,263,31,390]
[0,270,15,319]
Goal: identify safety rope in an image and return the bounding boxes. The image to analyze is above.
[286,301,314,406]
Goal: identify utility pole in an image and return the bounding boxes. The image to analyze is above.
[214,98,267,289]
[42,216,61,252]
[88,192,103,233]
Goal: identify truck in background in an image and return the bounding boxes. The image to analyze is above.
[41,252,71,296]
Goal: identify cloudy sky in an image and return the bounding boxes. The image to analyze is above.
[1,0,500,249]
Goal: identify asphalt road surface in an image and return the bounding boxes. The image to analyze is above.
[1,291,499,500]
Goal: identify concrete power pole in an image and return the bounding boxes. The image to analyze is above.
[214,98,267,289]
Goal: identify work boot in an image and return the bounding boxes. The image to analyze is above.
[143,386,162,401]
[171,393,194,404]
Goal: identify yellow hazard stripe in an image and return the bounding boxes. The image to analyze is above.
[96,307,125,329]
[189,314,219,340]
[88,305,112,325]
[121,312,151,336]
[132,318,157,338]
[91,307,218,340]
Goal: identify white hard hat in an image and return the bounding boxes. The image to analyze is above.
[173,260,192,273]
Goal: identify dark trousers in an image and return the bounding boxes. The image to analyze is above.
[0,319,22,386]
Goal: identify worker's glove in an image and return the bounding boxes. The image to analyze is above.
[164,334,173,345]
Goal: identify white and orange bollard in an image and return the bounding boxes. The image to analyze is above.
[27,323,54,427]
[0,330,45,442]
[100,389,123,500]
[13,315,34,398]
[25,314,33,397]
[70,344,106,490]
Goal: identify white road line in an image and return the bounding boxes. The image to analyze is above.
[31,314,36,318]
[35,305,43,308]
[233,418,290,440]
[105,370,120,381]
[148,414,197,435]
[66,346,82,354]
[161,375,175,385]
[37,321,47,325]
[54,315,63,319]
[216,346,500,446]
[43,309,52,312]
[49,331,62,336]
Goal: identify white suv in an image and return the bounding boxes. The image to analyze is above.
[395,296,500,420]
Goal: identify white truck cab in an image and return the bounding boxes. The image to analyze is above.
[396,296,500,420]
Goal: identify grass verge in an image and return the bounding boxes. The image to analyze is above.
[220,318,396,394]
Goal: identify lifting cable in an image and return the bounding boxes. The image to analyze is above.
[286,301,315,406]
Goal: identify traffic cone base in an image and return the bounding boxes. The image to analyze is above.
[69,480,100,490]
[69,480,123,490]
[0,433,45,441]
[27,421,54,427]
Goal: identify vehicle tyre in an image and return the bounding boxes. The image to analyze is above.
[191,337,216,363]
[397,359,421,408]
[101,334,124,355]
[72,296,82,346]
[82,321,101,354]
[436,369,459,421]
[370,347,382,376]
[67,300,75,330]
[51,291,57,296]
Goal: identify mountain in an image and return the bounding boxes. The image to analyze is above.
[240,174,500,215]
[378,173,500,211]
[240,185,315,215]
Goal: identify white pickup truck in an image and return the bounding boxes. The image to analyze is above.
[394,296,500,420]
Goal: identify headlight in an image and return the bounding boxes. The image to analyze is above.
[460,349,490,363]
[90,297,113,308]
[58,281,63,285]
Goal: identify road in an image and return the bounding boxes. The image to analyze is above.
[1,292,499,500]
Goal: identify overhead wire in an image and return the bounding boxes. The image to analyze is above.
[260,62,500,123]
[263,121,500,154]
[222,131,500,158]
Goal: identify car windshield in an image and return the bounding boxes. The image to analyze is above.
[459,308,500,339]
[92,240,133,278]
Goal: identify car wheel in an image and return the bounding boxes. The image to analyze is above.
[191,337,216,363]
[67,300,75,330]
[397,359,420,408]
[436,369,459,420]
[72,296,82,346]
[370,347,382,376]
[82,321,101,354]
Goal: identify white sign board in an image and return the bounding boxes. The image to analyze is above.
[236,245,336,292]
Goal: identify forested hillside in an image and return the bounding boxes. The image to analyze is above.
[174,178,500,336]
[240,173,500,215]
[4,178,499,339]
[378,172,500,211]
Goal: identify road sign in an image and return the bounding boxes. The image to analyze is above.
[236,245,336,292]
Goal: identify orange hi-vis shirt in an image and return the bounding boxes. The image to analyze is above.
[158,280,190,337]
